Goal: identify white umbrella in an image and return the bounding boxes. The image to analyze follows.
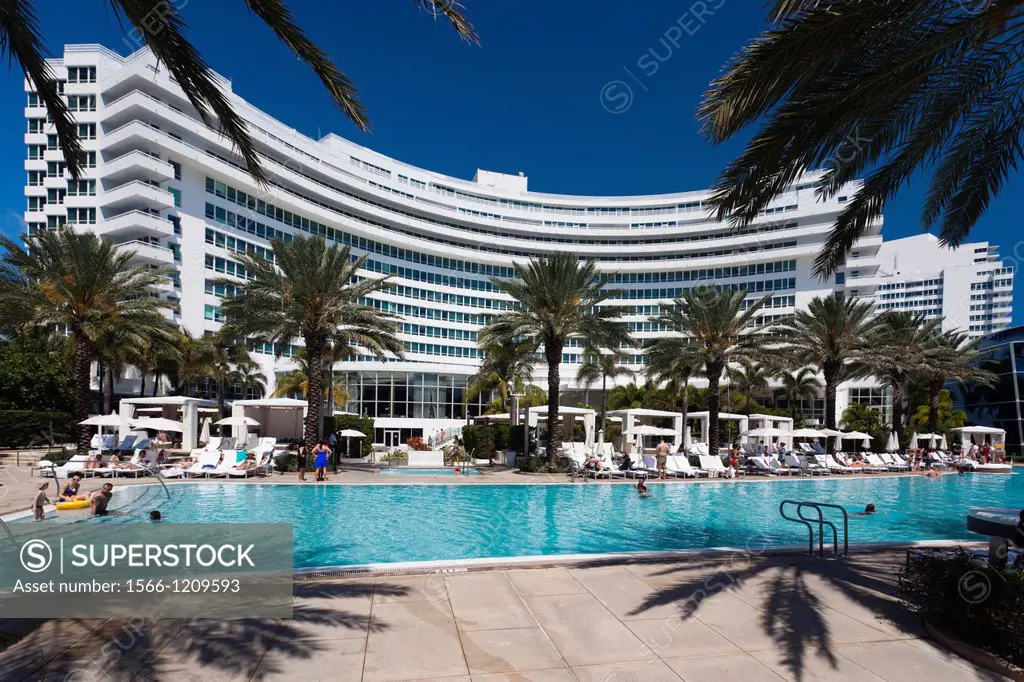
[791,428,825,438]
[626,424,677,436]
[199,416,211,445]
[742,427,786,438]
[79,412,128,427]
[939,434,948,450]
[683,424,691,447]
[131,417,184,432]
[885,431,898,453]
[215,416,260,427]
[909,432,920,452]
[337,428,365,459]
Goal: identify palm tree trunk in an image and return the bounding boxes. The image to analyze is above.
[72,334,93,453]
[153,371,161,397]
[680,372,690,445]
[891,378,905,450]
[706,362,723,455]
[103,366,115,414]
[326,367,335,421]
[927,379,942,434]
[304,338,324,454]
[545,341,563,464]
[218,378,227,418]
[600,374,608,428]
[139,371,146,398]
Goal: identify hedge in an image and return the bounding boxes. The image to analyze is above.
[323,414,375,456]
[462,423,511,459]
[900,548,1024,666]
[0,410,78,448]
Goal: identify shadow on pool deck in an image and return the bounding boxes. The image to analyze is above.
[0,580,408,681]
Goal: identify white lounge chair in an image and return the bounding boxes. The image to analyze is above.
[867,453,905,472]
[698,454,742,478]
[819,454,854,474]
[785,453,829,475]
[185,451,226,478]
[668,454,706,478]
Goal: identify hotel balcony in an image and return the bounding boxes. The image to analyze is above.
[101,180,175,212]
[101,149,174,184]
[97,209,174,240]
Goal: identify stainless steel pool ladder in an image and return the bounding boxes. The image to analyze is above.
[779,500,849,558]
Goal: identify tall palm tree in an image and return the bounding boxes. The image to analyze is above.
[173,331,217,395]
[575,347,633,426]
[231,363,268,400]
[645,336,700,445]
[651,288,774,453]
[0,227,172,451]
[466,336,538,414]
[135,330,185,398]
[776,296,878,434]
[8,1,476,183]
[861,312,941,448]
[726,359,772,415]
[208,338,262,416]
[778,366,822,422]
[698,1,1023,276]
[919,330,996,433]
[217,236,403,452]
[272,347,350,406]
[482,254,631,463]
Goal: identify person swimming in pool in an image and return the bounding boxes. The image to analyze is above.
[636,478,649,497]
[855,504,877,516]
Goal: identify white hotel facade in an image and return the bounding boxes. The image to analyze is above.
[22,45,1012,444]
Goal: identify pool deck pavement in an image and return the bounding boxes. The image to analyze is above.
[0,549,1007,681]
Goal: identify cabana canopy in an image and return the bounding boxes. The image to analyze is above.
[119,396,217,450]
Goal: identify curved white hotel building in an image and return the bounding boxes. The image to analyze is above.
[26,45,892,444]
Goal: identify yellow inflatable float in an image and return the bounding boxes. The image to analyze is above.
[55,499,89,511]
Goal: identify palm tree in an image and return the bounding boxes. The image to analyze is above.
[217,236,403,452]
[0,227,172,451]
[173,331,217,396]
[9,1,476,184]
[651,288,774,453]
[575,347,633,426]
[726,359,772,415]
[778,367,822,422]
[645,336,700,446]
[231,363,268,400]
[698,2,1023,276]
[861,312,941,448]
[607,382,649,411]
[466,336,538,415]
[919,330,996,433]
[776,296,878,434]
[272,347,350,406]
[482,254,631,463]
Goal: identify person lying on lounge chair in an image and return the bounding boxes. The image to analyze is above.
[236,452,258,471]
[619,453,634,472]
[202,452,225,470]
[584,455,603,472]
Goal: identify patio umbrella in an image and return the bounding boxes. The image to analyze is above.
[790,428,825,439]
[337,428,366,459]
[131,417,184,432]
[199,417,211,445]
[939,434,948,450]
[79,412,128,427]
[215,416,260,448]
[885,431,898,452]
[683,424,691,447]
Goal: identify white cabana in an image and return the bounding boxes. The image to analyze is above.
[625,424,678,436]
[742,426,788,440]
[119,396,216,450]
[478,405,597,447]
[686,410,750,450]
[607,408,687,449]
[748,414,794,446]
[232,398,306,441]
[953,425,1007,448]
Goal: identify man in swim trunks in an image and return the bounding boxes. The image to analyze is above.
[91,483,114,516]
[655,439,670,480]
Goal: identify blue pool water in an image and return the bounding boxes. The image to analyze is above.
[38,474,1024,568]
[379,468,480,476]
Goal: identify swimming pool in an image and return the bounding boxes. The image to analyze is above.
[378,468,480,476]
[43,474,1024,568]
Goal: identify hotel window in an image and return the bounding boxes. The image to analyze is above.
[66,179,95,196]
[27,92,42,107]
[27,171,44,186]
[26,196,45,211]
[835,272,845,284]
[67,95,95,112]
[76,123,96,140]
[168,187,181,207]
[46,134,58,150]
[27,144,45,160]
[169,215,181,236]
[46,161,66,178]
[67,207,96,224]
[46,215,66,228]
[66,66,96,83]
[27,118,46,133]
[78,151,96,168]
[170,160,182,180]
[46,188,66,205]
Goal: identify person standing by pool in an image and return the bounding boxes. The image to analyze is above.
[313,440,331,482]
[655,439,670,480]
[296,444,308,482]
[33,482,50,521]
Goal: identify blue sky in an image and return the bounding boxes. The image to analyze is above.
[1,1,1021,320]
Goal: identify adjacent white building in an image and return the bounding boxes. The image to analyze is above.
[867,234,1014,338]
[26,44,1013,442]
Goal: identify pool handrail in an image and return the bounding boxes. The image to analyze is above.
[779,500,849,557]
